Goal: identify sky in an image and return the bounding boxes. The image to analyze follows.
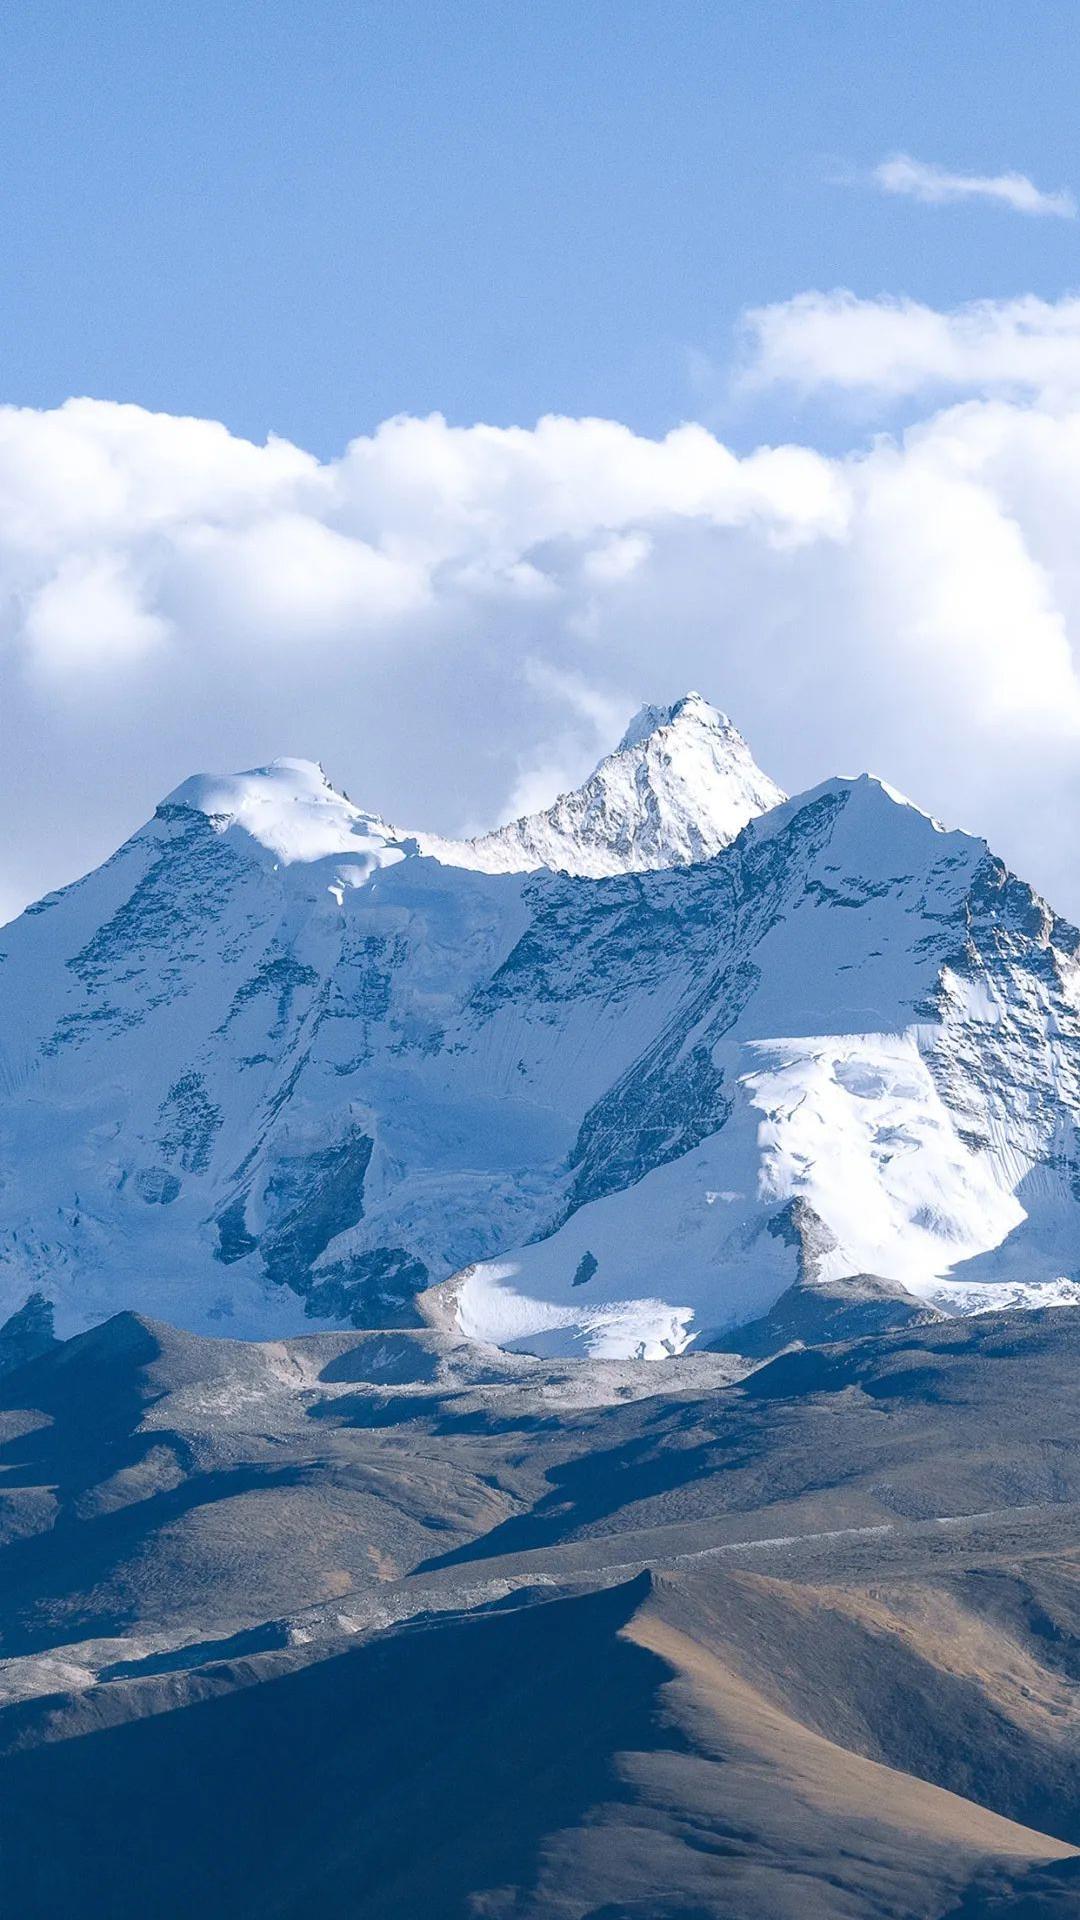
[4,1,1080,922]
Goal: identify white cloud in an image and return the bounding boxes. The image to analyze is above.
[741,289,1080,400]
[172,512,429,641]
[24,552,170,678]
[497,661,635,822]
[873,154,1076,220]
[5,372,1080,928]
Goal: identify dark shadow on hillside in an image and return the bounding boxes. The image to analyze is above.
[947,1855,1080,1916]
[0,1313,170,1502]
[0,1574,675,1920]
[0,1461,315,1657]
[415,1405,751,1572]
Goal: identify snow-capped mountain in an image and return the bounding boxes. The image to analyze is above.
[2,697,1080,1358]
[418,692,786,876]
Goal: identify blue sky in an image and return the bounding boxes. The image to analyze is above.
[5,2,1080,926]
[2,1,1079,453]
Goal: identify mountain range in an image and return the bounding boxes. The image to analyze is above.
[3,691,1080,1357]
[6,694,1080,1920]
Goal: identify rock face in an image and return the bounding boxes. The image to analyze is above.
[2,698,1080,1355]
[0,1292,57,1375]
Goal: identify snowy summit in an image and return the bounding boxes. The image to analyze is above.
[3,693,1080,1360]
[164,757,412,878]
[155,694,783,888]
[418,692,786,877]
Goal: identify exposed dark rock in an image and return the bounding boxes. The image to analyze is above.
[0,1292,58,1375]
[260,1127,374,1294]
[728,1264,945,1360]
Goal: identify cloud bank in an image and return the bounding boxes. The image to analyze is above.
[742,289,1080,400]
[873,154,1076,220]
[5,340,1080,925]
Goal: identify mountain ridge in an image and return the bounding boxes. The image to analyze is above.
[2,696,1080,1356]
[4,1301,1080,1920]
[132,691,786,887]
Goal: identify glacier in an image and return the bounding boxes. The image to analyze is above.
[2,694,1080,1358]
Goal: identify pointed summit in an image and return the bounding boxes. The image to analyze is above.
[150,698,782,888]
[422,692,785,877]
[616,690,716,751]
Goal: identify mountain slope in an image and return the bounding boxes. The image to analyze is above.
[1,702,1080,1354]
[451,775,1080,1351]
[4,1308,1080,1919]
[5,1567,1073,1920]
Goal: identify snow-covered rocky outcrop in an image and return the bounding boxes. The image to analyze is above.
[418,692,786,876]
[2,698,1080,1357]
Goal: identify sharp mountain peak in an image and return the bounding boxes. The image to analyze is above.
[152,692,787,882]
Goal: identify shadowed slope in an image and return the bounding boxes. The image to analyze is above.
[5,1309,1080,1915]
[0,1572,1074,1920]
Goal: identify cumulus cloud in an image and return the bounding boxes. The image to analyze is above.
[0,399,848,687]
[5,372,1080,926]
[741,289,1080,401]
[496,661,635,822]
[873,154,1076,220]
[23,552,169,677]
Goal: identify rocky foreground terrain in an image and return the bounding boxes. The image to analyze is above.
[2,1303,1080,1917]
